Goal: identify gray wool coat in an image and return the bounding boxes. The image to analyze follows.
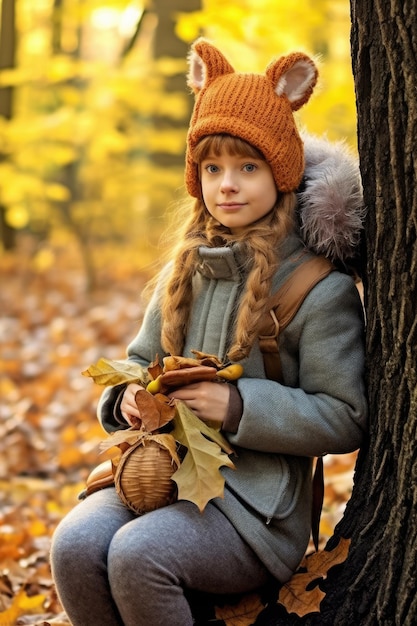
[98,231,368,583]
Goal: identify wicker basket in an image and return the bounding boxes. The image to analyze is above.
[114,437,179,515]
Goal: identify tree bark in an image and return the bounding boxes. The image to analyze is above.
[331,2,417,622]
[256,1,417,625]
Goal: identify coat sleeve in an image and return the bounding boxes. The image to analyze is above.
[228,272,368,457]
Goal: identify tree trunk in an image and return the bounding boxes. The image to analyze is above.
[256,1,417,625]
[0,0,16,250]
[330,2,417,621]
[326,1,417,621]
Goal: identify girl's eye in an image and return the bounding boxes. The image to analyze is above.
[243,163,257,172]
[205,164,219,174]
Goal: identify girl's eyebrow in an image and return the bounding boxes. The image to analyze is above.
[202,154,261,160]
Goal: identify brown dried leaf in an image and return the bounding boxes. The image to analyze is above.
[148,355,163,381]
[0,574,13,598]
[134,390,175,432]
[215,592,266,625]
[300,536,351,580]
[163,355,202,370]
[191,350,224,368]
[278,573,325,617]
[277,537,351,617]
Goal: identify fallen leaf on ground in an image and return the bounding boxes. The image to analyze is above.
[215,591,266,625]
[277,537,351,617]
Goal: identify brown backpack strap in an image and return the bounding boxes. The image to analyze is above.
[311,456,324,551]
[258,255,334,382]
[258,255,334,551]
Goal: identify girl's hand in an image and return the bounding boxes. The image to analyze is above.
[120,383,144,426]
[168,381,230,426]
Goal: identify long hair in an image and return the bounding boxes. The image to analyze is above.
[160,134,296,361]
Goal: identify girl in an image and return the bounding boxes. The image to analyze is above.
[51,39,368,626]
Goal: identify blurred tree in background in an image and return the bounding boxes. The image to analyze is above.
[0,0,355,286]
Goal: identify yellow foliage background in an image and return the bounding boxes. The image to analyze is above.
[0,0,356,281]
[177,0,356,140]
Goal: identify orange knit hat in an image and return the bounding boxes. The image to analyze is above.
[185,39,318,197]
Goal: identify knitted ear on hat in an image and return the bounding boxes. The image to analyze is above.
[187,39,234,94]
[185,39,318,198]
[266,53,318,111]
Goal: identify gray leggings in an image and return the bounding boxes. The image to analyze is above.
[50,487,271,626]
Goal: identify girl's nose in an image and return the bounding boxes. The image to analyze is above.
[220,171,238,192]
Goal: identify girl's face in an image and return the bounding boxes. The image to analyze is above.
[200,148,278,234]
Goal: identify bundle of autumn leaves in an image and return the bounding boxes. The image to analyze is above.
[82,351,243,514]
[82,352,352,623]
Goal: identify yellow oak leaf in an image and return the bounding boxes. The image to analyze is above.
[81,357,148,387]
[170,401,235,511]
[174,400,234,455]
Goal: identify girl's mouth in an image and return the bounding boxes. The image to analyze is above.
[217,203,245,211]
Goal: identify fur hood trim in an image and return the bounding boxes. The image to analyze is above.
[298,133,365,262]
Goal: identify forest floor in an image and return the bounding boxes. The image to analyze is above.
[0,241,358,625]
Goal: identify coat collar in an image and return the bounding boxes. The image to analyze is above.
[196,233,304,281]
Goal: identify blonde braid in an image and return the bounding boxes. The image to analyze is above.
[227,193,296,361]
[160,250,196,356]
[160,201,230,355]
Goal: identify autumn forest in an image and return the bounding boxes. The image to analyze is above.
[1,1,359,623]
